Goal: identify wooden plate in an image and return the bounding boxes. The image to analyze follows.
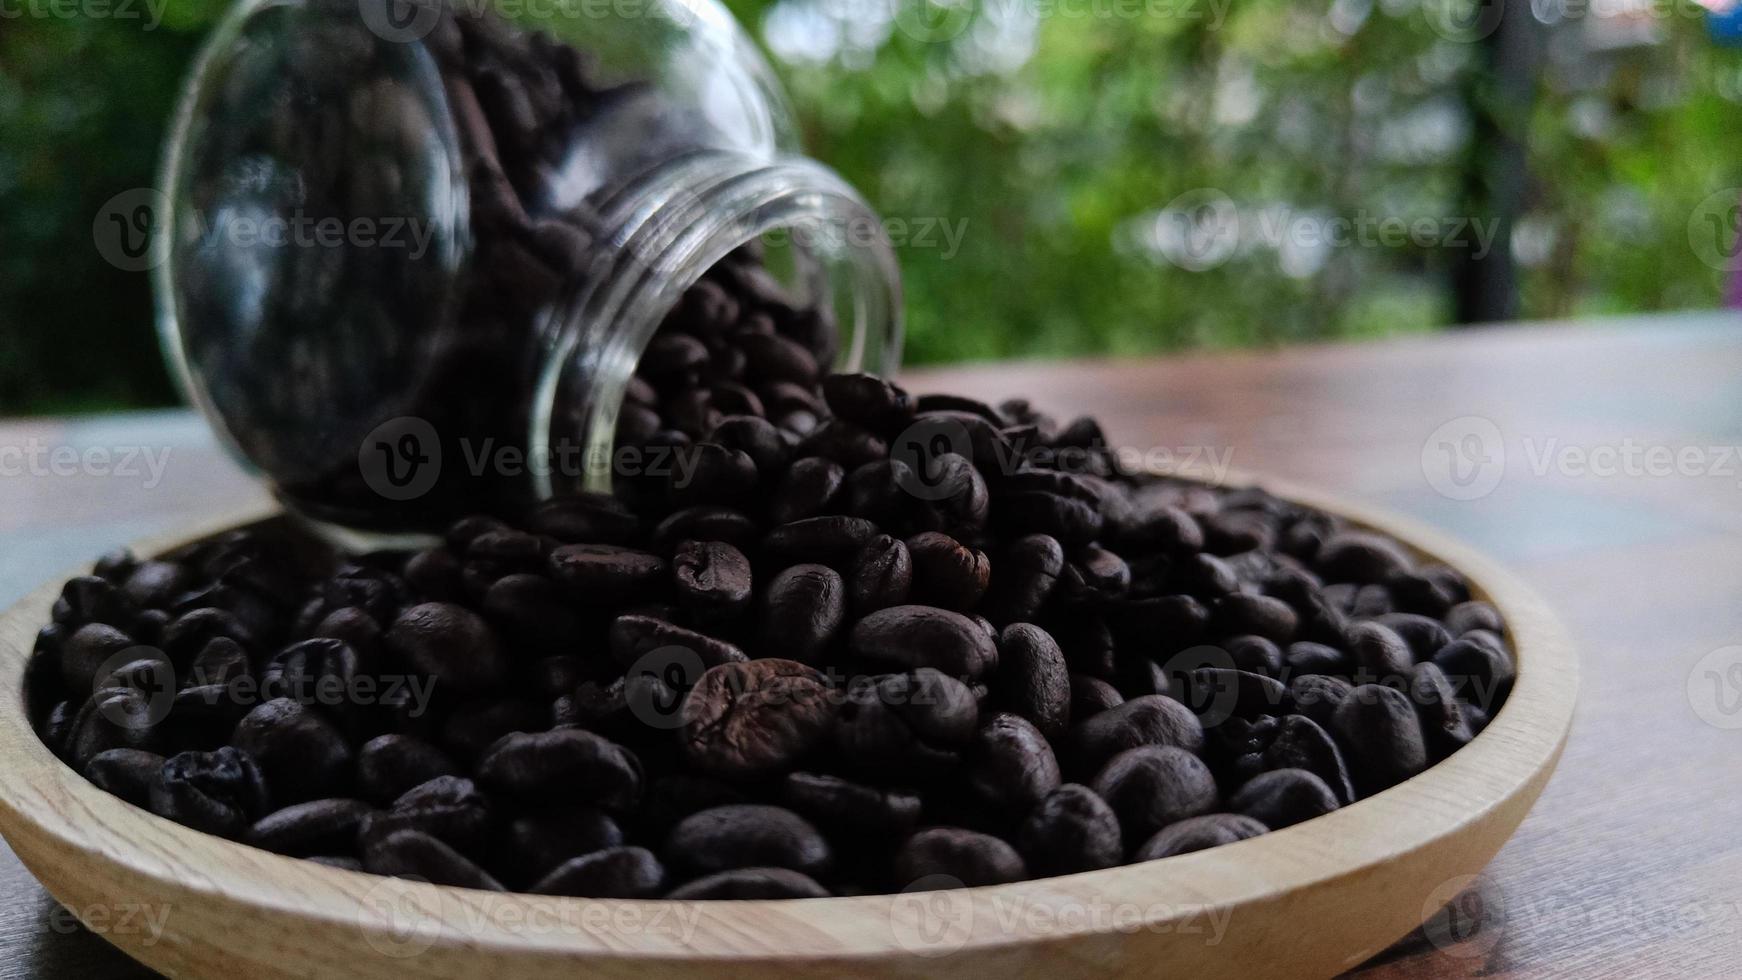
[0,481,1576,979]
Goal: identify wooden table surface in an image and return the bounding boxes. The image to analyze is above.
[3,312,1740,977]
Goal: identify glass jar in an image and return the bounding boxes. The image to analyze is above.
[155,0,902,543]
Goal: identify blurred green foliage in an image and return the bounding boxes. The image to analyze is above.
[2,0,1736,415]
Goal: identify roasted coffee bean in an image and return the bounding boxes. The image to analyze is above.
[246,798,374,856]
[770,457,846,525]
[1056,544,1131,604]
[680,659,835,778]
[672,540,754,625]
[1410,662,1475,760]
[796,419,888,470]
[1285,641,1349,677]
[1109,595,1209,650]
[822,373,914,435]
[1230,768,1338,830]
[1331,685,1429,795]
[908,452,991,537]
[1288,674,1355,731]
[665,804,832,878]
[1017,783,1123,877]
[1347,621,1414,682]
[1432,632,1516,704]
[1090,745,1220,841]
[979,534,1064,627]
[356,734,461,806]
[1072,695,1205,773]
[966,713,1060,809]
[999,491,1103,546]
[836,669,978,771]
[85,748,166,809]
[1211,594,1298,644]
[442,697,547,763]
[1133,813,1268,861]
[61,623,139,695]
[1120,504,1206,555]
[780,772,922,838]
[262,638,362,708]
[151,747,270,839]
[65,688,160,768]
[385,603,508,690]
[994,623,1071,740]
[55,576,138,630]
[499,807,624,886]
[478,729,643,809]
[528,493,641,545]
[893,828,1026,888]
[670,444,758,507]
[123,561,191,608]
[1069,674,1124,720]
[1375,613,1452,662]
[361,775,493,853]
[1315,533,1411,585]
[1226,635,1284,678]
[851,606,998,678]
[547,544,668,602]
[311,607,384,657]
[1262,714,1356,804]
[1444,600,1504,637]
[233,698,354,804]
[905,533,991,612]
[531,846,666,898]
[365,829,504,891]
[848,535,912,614]
[762,516,880,568]
[1182,667,1290,722]
[608,613,747,669]
[665,868,830,900]
[761,565,846,662]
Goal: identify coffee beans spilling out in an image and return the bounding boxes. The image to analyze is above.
[29,370,1515,899]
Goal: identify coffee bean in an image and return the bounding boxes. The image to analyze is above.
[356,734,461,806]
[478,729,643,809]
[665,804,832,878]
[85,748,166,809]
[1432,632,1516,705]
[1212,594,1298,643]
[247,799,374,856]
[232,698,353,804]
[761,565,846,662]
[1262,714,1356,804]
[822,374,914,435]
[531,846,665,898]
[990,623,1071,740]
[1410,661,1475,760]
[608,614,747,669]
[770,457,846,526]
[61,623,138,695]
[906,533,991,612]
[848,535,912,614]
[1226,635,1284,678]
[665,868,830,900]
[1331,685,1429,795]
[1069,674,1124,720]
[151,747,270,839]
[981,534,1065,626]
[1072,695,1205,773]
[966,713,1060,809]
[1090,745,1219,841]
[1444,600,1504,637]
[1016,783,1122,876]
[1182,667,1291,721]
[547,544,668,602]
[385,603,508,690]
[680,659,835,778]
[499,808,624,886]
[365,829,504,891]
[851,606,998,678]
[762,516,879,568]
[672,540,753,625]
[779,772,922,838]
[1288,674,1354,731]
[1133,813,1268,861]
[1348,621,1414,682]
[1285,641,1349,677]
[836,669,978,771]
[528,493,641,545]
[1375,613,1452,662]
[1230,768,1338,830]
[1315,533,1410,585]
[360,775,493,853]
[892,828,1026,888]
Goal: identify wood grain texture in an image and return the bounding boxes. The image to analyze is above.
[0,484,1572,979]
[0,309,1735,977]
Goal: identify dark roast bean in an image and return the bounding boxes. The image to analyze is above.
[966,713,1060,809]
[85,748,166,809]
[608,614,747,669]
[665,868,830,900]
[1090,745,1219,841]
[232,698,354,804]
[981,534,1065,626]
[1410,662,1475,760]
[499,808,624,886]
[1288,674,1355,731]
[531,846,665,898]
[1375,613,1453,662]
[61,623,139,695]
[1226,635,1284,678]
[851,606,998,678]
[673,540,754,625]
[1262,714,1356,805]
[1069,674,1124,720]
[1016,783,1122,877]
[999,491,1103,546]
[55,576,138,630]
[680,659,835,778]
[1212,594,1298,643]
[1230,768,1339,830]
[796,419,888,470]
[905,533,991,611]
[364,829,504,891]
[385,603,508,690]
[151,747,270,839]
[1182,667,1291,722]
[1348,621,1414,682]
[360,775,492,852]
[822,373,914,435]
[1134,813,1268,861]
[1432,632,1516,706]
[779,772,922,838]
[1331,685,1429,795]
[547,544,668,602]
[1444,600,1504,637]
[892,828,1026,888]
[665,804,832,878]
[770,457,846,526]
[762,516,879,568]
[1285,641,1350,677]
[652,507,762,553]
[246,798,374,856]
[1072,695,1205,773]
[761,565,846,662]
[1315,533,1411,585]
[528,493,641,545]
[478,729,643,809]
[356,734,461,806]
[995,624,1071,740]
[835,670,979,771]
[848,535,912,614]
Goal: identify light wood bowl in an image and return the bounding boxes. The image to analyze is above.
[0,480,1576,979]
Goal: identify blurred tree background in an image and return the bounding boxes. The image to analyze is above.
[2,0,1738,415]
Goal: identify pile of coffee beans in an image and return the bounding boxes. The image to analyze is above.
[28,361,1515,899]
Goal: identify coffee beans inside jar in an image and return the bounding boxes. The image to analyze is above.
[27,347,1516,898]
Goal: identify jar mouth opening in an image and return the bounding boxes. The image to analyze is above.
[530,151,903,500]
